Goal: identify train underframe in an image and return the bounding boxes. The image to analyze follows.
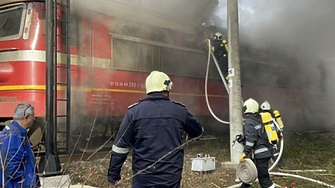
[0,114,228,154]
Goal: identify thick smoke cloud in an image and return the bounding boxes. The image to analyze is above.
[212,0,335,132]
[215,0,335,59]
[71,0,335,132]
[246,0,335,132]
[71,0,218,29]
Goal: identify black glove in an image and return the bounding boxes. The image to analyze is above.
[236,134,246,144]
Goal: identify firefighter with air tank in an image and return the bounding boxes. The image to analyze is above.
[210,32,229,80]
[260,100,284,168]
[238,98,276,188]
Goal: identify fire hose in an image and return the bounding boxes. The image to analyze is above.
[269,172,335,188]
[205,39,334,188]
[229,138,284,187]
[236,158,257,185]
[269,138,284,172]
[228,136,335,188]
[206,39,229,94]
[205,39,229,124]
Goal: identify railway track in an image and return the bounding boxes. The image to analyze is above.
[58,150,111,163]
[34,131,335,166]
[34,150,112,168]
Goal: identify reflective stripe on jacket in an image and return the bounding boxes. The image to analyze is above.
[108,94,203,187]
[243,114,272,159]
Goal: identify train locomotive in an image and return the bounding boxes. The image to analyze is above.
[0,0,230,152]
[0,0,307,152]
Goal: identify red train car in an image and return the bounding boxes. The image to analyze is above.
[0,0,229,151]
[0,0,309,151]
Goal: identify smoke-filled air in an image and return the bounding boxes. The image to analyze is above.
[70,0,335,134]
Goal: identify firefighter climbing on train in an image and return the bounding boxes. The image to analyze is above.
[211,32,229,80]
[239,98,275,188]
[260,100,284,168]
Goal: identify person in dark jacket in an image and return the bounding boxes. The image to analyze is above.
[239,98,275,188]
[211,32,229,80]
[107,71,204,188]
[0,103,38,188]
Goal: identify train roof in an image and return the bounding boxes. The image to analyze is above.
[0,0,44,6]
[71,0,219,35]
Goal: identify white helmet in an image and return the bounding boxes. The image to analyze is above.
[260,101,271,111]
[213,32,223,40]
[145,71,173,94]
[243,98,259,114]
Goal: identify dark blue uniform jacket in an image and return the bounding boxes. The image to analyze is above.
[211,39,228,61]
[243,114,272,159]
[211,39,229,77]
[108,94,203,187]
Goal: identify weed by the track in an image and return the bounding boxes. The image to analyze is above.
[66,133,335,188]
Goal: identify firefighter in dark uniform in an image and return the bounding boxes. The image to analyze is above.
[211,32,229,80]
[260,100,284,168]
[239,98,275,188]
[107,71,204,188]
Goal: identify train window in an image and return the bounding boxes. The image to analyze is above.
[0,4,26,41]
[183,51,194,77]
[182,51,195,77]
[161,48,182,76]
[137,42,159,71]
[181,51,200,77]
[207,57,219,80]
[113,38,158,71]
[113,38,139,70]
[111,34,213,79]
[196,53,207,78]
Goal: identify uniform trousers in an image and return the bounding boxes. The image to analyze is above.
[132,179,180,188]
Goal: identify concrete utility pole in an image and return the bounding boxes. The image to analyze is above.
[44,0,56,171]
[227,0,243,164]
[39,0,61,175]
